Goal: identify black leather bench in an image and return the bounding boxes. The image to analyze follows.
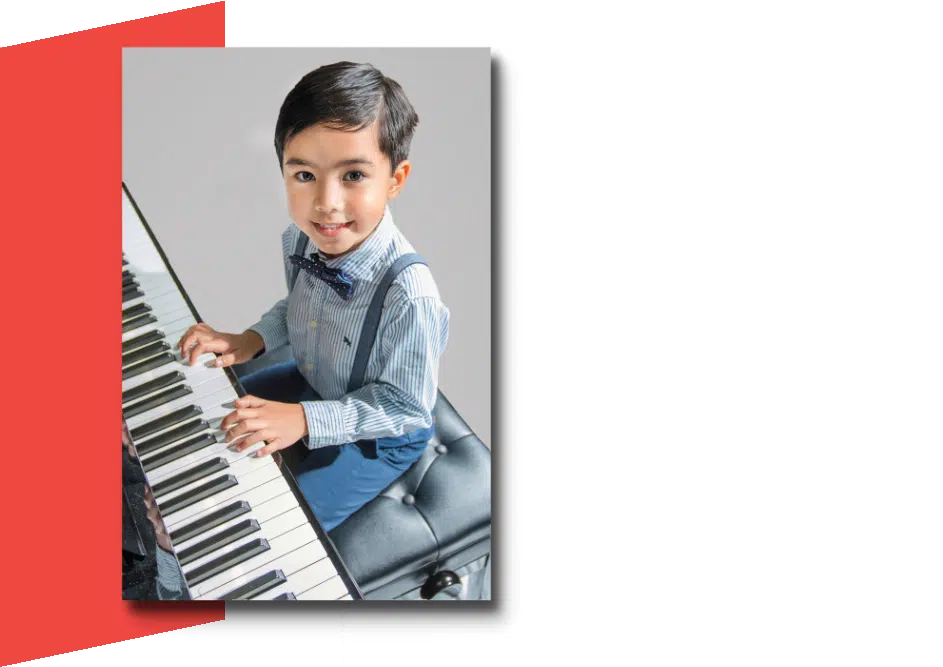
[232,348,492,600]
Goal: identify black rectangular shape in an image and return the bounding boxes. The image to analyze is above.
[160,474,238,516]
[122,341,170,368]
[140,432,216,471]
[122,313,156,333]
[122,288,144,303]
[134,418,208,455]
[273,592,296,600]
[185,538,270,587]
[169,501,251,544]
[122,370,183,404]
[122,351,173,380]
[177,518,260,566]
[151,457,228,497]
[131,404,203,441]
[122,384,192,420]
[219,570,287,601]
[122,302,152,323]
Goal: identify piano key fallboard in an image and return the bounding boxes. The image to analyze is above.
[121,182,362,601]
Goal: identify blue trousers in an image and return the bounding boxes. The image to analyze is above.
[239,361,431,532]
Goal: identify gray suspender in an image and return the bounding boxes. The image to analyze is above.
[288,228,428,393]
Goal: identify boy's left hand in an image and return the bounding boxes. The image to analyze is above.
[220,395,308,457]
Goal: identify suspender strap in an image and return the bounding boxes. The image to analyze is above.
[288,228,309,291]
[289,229,426,394]
[347,253,427,393]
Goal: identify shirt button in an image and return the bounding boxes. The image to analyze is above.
[306,363,314,371]
[309,320,318,329]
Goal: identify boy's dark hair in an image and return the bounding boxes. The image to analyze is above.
[274,61,419,173]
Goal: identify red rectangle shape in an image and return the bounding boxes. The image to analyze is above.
[0,4,227,666]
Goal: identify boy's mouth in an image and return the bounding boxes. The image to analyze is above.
[314,221,352,238]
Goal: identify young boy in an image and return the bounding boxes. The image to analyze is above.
[176,61,449,532]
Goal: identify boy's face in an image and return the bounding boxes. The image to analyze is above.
[281,121,409,258]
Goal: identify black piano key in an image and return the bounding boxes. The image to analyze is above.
[122,341,170,368]
[122,384,192,420]
[139,432,216,471]
[122,282,140,298]
[218,569,287,601]
[122,288,144,303]
[159,474,238,516]
[151,457,228,497]
[170,501,251,544]
[122,328,164,353]
[122,272,135,286]
[122,351,173,380]
[131,404,202,441]
[122,313,156,333]
[134,418,208,455]
[122,370,183,404]
[177,518,260,566]
[122,302,152,323]
[273,592,296,601]
[123,257,129,266]
[185,538,270,587]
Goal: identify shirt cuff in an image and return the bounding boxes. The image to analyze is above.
[246,319,289,354]
[300,399,348,447]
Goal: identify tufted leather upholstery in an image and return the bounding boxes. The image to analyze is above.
[232,348,491,599]
[327,392,492,599]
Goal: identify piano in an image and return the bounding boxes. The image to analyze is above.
[121,182,362,601]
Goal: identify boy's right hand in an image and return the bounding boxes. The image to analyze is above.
[176,324,264,368]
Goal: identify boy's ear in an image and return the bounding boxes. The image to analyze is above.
[387,160,411,200]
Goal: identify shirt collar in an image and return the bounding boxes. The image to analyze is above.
[309,206,395,280]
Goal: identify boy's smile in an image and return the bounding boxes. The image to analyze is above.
[282,121,409,258]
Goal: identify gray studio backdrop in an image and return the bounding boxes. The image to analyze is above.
[123,47,491,446]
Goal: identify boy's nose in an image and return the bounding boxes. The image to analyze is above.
[313,179,343,214]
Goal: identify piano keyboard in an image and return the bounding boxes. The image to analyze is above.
[121,183,360,601]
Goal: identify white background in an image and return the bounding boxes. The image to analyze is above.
[5,1,943,665]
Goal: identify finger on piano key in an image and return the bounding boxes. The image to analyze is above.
[123,352,216,392]
[295,575,350,601]
[162,462,284,529]
[189,524,322,599]
[248,553,340,601]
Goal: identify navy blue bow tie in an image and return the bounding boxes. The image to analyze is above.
[288,253,355,300]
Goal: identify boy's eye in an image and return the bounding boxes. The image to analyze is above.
[344,170,365,182]
[296,171,314,182]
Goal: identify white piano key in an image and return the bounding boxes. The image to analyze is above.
[123,312,196,343]
[163,463,284,528]
[296,575,350,601]
[123,353,217,392]
[122,364,223,407]
[154,448,275,503]
[181,507,310,575]
[250,554,340,601]
[171,490,300,552]
[143,431,265,482]
[131,291,188,318]
[124,378,233,429]
[188,524,321,599]
[166,476,292,540]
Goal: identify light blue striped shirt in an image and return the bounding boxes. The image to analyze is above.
[248,206,450,448]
